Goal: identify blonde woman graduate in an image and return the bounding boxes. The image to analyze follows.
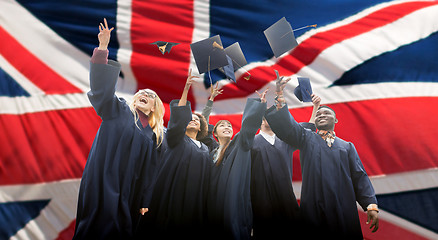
[73,18,165,240]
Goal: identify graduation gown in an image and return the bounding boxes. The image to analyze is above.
[250,134,299,239]
[265,105,377,239]
[139,99,212,239]
[207,98,266,240]
[250,122,315,239]
[73,60,159,240]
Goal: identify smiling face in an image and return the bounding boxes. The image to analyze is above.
[214,120,233,140]
[134,89,157,115]
[315,106,337,131]
[187,114,201,132]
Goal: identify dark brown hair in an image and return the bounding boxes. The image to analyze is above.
[193,113,208,140]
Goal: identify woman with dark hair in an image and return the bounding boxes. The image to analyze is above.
[73,18,164,240]
[207,89,268,240]
[136,69,211,239]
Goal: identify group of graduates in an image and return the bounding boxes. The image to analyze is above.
[72,19,379,240]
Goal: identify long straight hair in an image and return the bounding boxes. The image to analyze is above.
[213,120,232,166]
[129,89,165,147]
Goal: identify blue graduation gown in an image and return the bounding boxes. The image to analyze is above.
[250,122,315,239]
[250,134,299,239]
[265,105,377,239]
[200,123,219,152]
[207,98,266,240]
[73,60,159,239]
[139,99,212,239]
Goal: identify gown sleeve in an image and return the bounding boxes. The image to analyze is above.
[87,51,122,120]
[199,100,219,151]
[238,98,267,151]
[166,99,192,148]
[264,104,307,149]
[201,99,213,123]
[348,142,378,211]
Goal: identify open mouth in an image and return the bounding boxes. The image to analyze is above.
[140,98,148,104]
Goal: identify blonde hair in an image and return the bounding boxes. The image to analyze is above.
[129,89,165,147]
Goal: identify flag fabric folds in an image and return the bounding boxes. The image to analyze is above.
[1,0,438,239]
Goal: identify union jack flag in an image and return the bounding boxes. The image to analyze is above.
[1,0,438,239]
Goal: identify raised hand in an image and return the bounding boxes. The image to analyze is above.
[185,68,199,91]
[255,88,269,103]
[210,82,223,101]
[311,94,321,107]
[179,68,199,106]
[309,94,321,124]
[274,70,291,95]
[98,18,114,50]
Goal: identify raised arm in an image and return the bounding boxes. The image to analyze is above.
[308,94,321,124]
[178,69,198,106]
[87,18,121,119]
[166,100,193,148]
[274,70,290,110]
[200,83,222,150]
[264,70,306,149]
[201,82,223,123]
[237,89,268,151]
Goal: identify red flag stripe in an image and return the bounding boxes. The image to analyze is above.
[130,0,196,105]
[0,26,83,95]
[0,108,99,185]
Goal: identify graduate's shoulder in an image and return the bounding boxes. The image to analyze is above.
[334,137,357,149]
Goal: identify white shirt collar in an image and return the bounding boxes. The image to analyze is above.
[259,131,276,145]
[190,137,202,148]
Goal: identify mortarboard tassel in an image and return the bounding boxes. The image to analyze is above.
[158,42,168,54]
[281,24,317,39]
[293,24,317,32]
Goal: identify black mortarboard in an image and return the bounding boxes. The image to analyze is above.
[294,77,313,102]
[220,42,251,82]
[150,41,179,54]
[190,35,228,74]
[264,17,298,58]
[224,42,247,72]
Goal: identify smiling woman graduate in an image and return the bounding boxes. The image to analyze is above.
[206,89,268,240]
[73,19,165,240]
